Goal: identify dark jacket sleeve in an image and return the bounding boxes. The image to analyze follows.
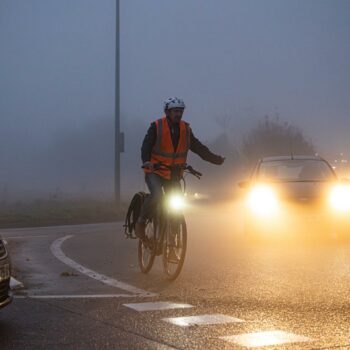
[141,122,157,163]
[189,129,223,164]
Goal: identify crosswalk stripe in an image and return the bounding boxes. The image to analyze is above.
[221,330,312,347]
[163,314,244,327]
[123,301,194,312]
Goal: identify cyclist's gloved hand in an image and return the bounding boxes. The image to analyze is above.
[212,155,225,165]
[143,161,154,170]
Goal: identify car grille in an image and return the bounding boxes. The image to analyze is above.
[0,240,7,259]
[281,195,326,210]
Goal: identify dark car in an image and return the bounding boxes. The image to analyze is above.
[0,238,12,309]
[238,155,350,239]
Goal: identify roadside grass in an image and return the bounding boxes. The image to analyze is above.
[0,199,127,228]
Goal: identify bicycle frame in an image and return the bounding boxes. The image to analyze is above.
[138,163,201,279]
[152,177,185,254]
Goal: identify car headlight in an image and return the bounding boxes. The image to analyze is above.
[247,185,278,217]
[168,194,186,211]
[329,185,350,212]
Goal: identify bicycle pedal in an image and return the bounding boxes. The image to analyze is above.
[168,255,180,263]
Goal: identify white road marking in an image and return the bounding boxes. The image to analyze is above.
[10,277,24,290]
[221,330,312,347]
[163,314,244,327]
[50,235,157,297]
[14,294,137,299]
[5,235,50,239]
[123,301,194,312]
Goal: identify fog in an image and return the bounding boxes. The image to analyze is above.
[1,0,350,201]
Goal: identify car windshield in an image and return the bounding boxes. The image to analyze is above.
[258,160,336,182]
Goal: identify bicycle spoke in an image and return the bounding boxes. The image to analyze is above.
[138,219,157,273]
[162,217,187,280]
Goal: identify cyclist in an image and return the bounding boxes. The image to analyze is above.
[136,97,225,239]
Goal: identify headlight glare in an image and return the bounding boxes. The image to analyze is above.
[247,185,278,217]
[168,194,186,211]
[329,185,350,212]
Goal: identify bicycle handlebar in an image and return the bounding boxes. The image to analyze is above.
[141,163,202,179]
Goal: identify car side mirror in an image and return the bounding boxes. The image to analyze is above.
[238,180,250,189]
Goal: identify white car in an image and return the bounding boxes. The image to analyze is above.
[239,155,350,240]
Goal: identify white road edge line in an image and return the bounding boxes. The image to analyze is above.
[50,235,157,298]
[5,235,51,239]
[14,294,137,299]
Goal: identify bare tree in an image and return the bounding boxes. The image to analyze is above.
[214,114,234,133]
[241,115,315,166]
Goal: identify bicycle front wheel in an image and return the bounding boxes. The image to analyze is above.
[138,219,157,273]
[162,216,187,280]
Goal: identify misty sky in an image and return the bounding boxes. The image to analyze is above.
[1,0,350,198]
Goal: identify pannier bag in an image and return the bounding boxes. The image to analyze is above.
[124,192,148,238]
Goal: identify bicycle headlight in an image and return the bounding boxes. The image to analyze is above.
[168,194,186,211]
[329,184,350,212]
[247,185,278,217]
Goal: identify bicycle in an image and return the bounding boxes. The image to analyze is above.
[136,163,202,280]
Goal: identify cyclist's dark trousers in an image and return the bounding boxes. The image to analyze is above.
[139,173,179,222]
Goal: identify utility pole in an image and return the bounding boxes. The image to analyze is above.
[114,0,122,207]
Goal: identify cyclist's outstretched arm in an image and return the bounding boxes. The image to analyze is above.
[189,130,225,165]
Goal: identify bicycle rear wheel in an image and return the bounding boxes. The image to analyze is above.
[162,216,187,280]
[138,219,157,273]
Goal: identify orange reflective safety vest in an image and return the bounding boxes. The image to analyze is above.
[144,116,191,180]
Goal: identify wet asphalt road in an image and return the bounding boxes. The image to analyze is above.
[1,201,350,349]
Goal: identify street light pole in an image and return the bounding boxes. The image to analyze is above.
[115,0,121,206]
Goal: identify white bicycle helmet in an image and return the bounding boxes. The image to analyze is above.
[163,97,186,111]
